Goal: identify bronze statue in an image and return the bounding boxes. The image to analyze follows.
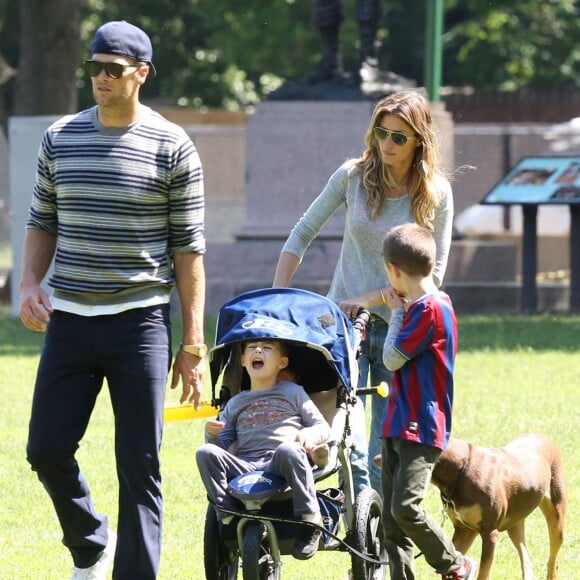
[269,0,414,101]
[310,0,382,84]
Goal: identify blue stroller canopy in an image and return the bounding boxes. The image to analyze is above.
[210,288,358,393]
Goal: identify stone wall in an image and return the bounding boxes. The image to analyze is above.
[443,87,580,124]
[6,106,574,316]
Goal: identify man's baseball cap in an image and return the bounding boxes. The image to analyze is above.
[91,20,156,77]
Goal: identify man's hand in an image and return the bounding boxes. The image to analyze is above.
[170,350,205,408]
[19,284,53,332]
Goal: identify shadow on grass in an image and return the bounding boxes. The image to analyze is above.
[162,313,580,354]
[458,314,580,352]
[1,307,578,356]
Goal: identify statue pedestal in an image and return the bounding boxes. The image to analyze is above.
[237,100,375,239]
[237,99,454,240]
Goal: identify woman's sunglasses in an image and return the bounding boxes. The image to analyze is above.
[373,126,411,146]
[83,60,139,79]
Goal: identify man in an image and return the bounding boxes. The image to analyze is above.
[19,20,206,579]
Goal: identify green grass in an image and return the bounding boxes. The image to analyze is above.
[0,241,11,269]
[1,307,579,579]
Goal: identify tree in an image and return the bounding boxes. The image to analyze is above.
[443,0,580,89]
[0,0,18,129]
[76,0,328,111]
[14,0,81,115]
[1,0,578,122]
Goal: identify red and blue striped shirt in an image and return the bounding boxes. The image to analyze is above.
[381,292,458,450]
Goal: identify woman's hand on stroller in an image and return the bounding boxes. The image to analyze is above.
[339,298,365,320]
[340,286,392,318]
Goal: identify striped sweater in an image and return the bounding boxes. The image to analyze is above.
[27,105,205,308]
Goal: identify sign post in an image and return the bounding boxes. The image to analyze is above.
[481,155,580,313]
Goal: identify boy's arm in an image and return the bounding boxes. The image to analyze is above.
[296,395,331,450]
[383,307,408,371]
[206,420,236,449]
[205,405,236,449]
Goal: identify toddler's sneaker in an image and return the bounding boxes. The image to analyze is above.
[441,556,477,580]
[71,530,117,580]
[292,514,322,560]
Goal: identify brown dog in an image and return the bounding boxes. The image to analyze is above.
[430,434,567,580]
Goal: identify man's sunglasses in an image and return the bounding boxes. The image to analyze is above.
[83,60,140,79]
[373,126,411,146]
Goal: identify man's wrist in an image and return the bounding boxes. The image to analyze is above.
[180,343,208,358]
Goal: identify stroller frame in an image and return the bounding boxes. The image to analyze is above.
[202,288,387,580]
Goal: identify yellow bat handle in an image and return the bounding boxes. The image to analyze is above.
[377,381,389,398]
[163,402,218,423]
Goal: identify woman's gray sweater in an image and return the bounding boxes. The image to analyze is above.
[282,160,454,320]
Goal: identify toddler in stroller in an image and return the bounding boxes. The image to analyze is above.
[196,288,387,580]
[196,337,331,560]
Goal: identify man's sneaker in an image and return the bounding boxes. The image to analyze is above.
[71,530,117,580]
[292,519,322,560]
[441,556,477,580]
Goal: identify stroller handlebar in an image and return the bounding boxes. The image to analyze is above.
[351,308,370,335]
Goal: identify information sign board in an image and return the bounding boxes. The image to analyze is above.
[482,156,580,205]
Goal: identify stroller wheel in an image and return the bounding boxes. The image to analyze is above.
[350,488,387,580]
[242,521,281,580]
[203,506,239,580]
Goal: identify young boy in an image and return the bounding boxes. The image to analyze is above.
[195,339,330,560]
[379,223,477,580]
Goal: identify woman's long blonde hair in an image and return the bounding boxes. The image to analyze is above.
[355,90,444,229]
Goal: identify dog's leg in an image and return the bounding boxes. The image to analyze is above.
[477,529,499,580]
[539,495,565,580]
[507,522,533,579]
[542,452,567,580]
[451,525,478,555]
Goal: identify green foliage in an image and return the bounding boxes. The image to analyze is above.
[77,0,336,111]
[444,0,580,89]
[379,2,427,83]
[89,0,551,110]
[0,0,19,70]
[3,0,579,113]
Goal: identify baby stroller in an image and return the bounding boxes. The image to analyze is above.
[203,287,387,580]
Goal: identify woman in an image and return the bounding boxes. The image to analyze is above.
[273,90,454,495]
